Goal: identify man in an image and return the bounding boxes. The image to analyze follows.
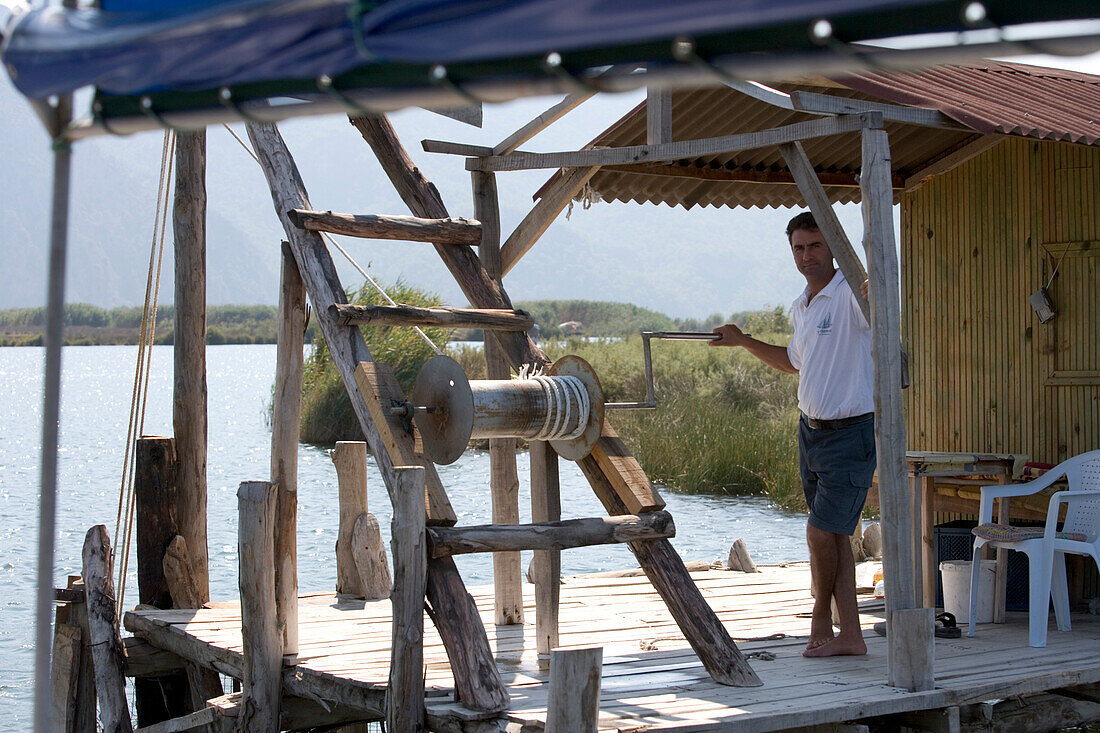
[711,211,874,658]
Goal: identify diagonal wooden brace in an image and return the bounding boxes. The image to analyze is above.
[245,122,508,712]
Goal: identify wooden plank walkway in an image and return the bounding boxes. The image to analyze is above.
[123,563,1100,731]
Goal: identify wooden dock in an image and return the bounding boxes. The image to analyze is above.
[123,563,1100,731]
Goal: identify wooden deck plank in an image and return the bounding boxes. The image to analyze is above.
[124,564,1100,731]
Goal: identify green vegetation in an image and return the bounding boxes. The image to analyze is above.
[0,303,317,346]
[298,281,450,444]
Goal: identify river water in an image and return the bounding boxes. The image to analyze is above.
[0,344,807,724]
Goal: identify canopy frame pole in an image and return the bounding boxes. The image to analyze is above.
[34,94,74,733]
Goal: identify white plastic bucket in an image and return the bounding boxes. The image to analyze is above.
[940,559,996,625]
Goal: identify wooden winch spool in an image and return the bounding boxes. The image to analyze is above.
[411,355,604,465]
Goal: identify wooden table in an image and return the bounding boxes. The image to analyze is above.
[905,451,1027,614]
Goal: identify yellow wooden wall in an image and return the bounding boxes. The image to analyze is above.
[901,137,1100,464]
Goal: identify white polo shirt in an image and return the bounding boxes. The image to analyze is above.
[787,270,873,421]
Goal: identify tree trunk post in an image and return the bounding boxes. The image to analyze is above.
[81,525,133,733]
[860,122,933,691]
[333,441,369,597]
[237,481,282,732]
[134,437,193,724]
[173,129,210,605]
[529,440,561,670]
[472,169,523,626]
[545,647,602,733]
[272,242,305,657]
[388,467,427,733]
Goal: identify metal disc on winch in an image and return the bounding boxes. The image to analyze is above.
[548,355,605,460]
[411,355,474,465]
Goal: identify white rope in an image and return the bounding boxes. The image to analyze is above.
[529,375,588,440]
[221,123,443,356]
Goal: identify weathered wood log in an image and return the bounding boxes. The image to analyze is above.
[492,92,593,156]
[333,441,369,597]
[426,511,675,557]
[51,623,82,733]
[887,607,935,692]
[131,706,220,733]
[288,209,483,246]
[727,539,759,573]
[530,440,561,671]
[162,536,224,713]
[82,525,134,733]
[388,467,426,733]
[208,691,375,732]
[589,424,665,514]
[334,303,533,331]
[474,168,524,627]
[646,87,672,145]
[172,130,210,606]
[352,513,392,601]
[134,438,192,726]
[424,556,509,712]
[575,459,761,687]
[545,647,602,733]
[237,481,281,732]
[65,577,97,733]
[272,242,304,657]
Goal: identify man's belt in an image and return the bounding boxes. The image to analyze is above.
[801,412,874,430]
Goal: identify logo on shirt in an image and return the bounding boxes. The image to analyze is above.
[817,312,833,335]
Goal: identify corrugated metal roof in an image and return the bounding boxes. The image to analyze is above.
[542,60,1099,210]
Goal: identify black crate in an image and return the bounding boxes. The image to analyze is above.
[933,520,1032,611]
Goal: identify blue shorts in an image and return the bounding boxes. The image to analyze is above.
[798,413,876,536]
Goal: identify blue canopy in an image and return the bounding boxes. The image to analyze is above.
[2,0,1097,132]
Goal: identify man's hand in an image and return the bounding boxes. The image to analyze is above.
[710,323,750,347]
[861,278,869,300]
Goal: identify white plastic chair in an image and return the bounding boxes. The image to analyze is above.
[968,449,1100,647]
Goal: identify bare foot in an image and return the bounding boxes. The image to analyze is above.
[804,635,833,653]
[802,634,867,658]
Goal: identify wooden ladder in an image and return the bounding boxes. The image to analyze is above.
[246,120,761,713]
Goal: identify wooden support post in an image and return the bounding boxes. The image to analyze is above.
[646,88,672,145]
[173,129,210,605]
[272,242,304,657]
[81,525,134,733]
[352,513,392,601]
[860,124,930,691]
[237,481,281,733]
[545,647,602,733]
[333,441,369,596]
[530,440,561,671]
[335,303,533,331]
[473,168,523,626]
[246,121,503,712]
[63,577,96,733]
[388,467,427,733]
[51,622,81,733]
[134,437,192,726]
[162,536,224,714]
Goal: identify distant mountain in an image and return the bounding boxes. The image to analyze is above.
[1,79,869,319]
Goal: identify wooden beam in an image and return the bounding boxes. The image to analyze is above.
[420,139,495,157]
[388,466,426,733]
[133,707,219,733]
[600,162,905,190]
[474,168,524,627]
[271,242,304,657]
[575,458,762,687]
[530,440,561,671]
[903,134,1003,189]
[500,166,599,276]
[721,78,801,111]
[236,481,281,733]
[288,209,483,246]
[122,637,187,678]
[790,90,969,130]
[589,423,665,514]
[82,525,134,733]
[162,536,224,711]
[172,130,210,605]
[334,303,533,331]
[469,113,877,172]
[646,87,672,145]
[351,512,392,601]
[332,441,369,597]
[426,511,675,557]
[494,92,593,156]
[778,140,870,324]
